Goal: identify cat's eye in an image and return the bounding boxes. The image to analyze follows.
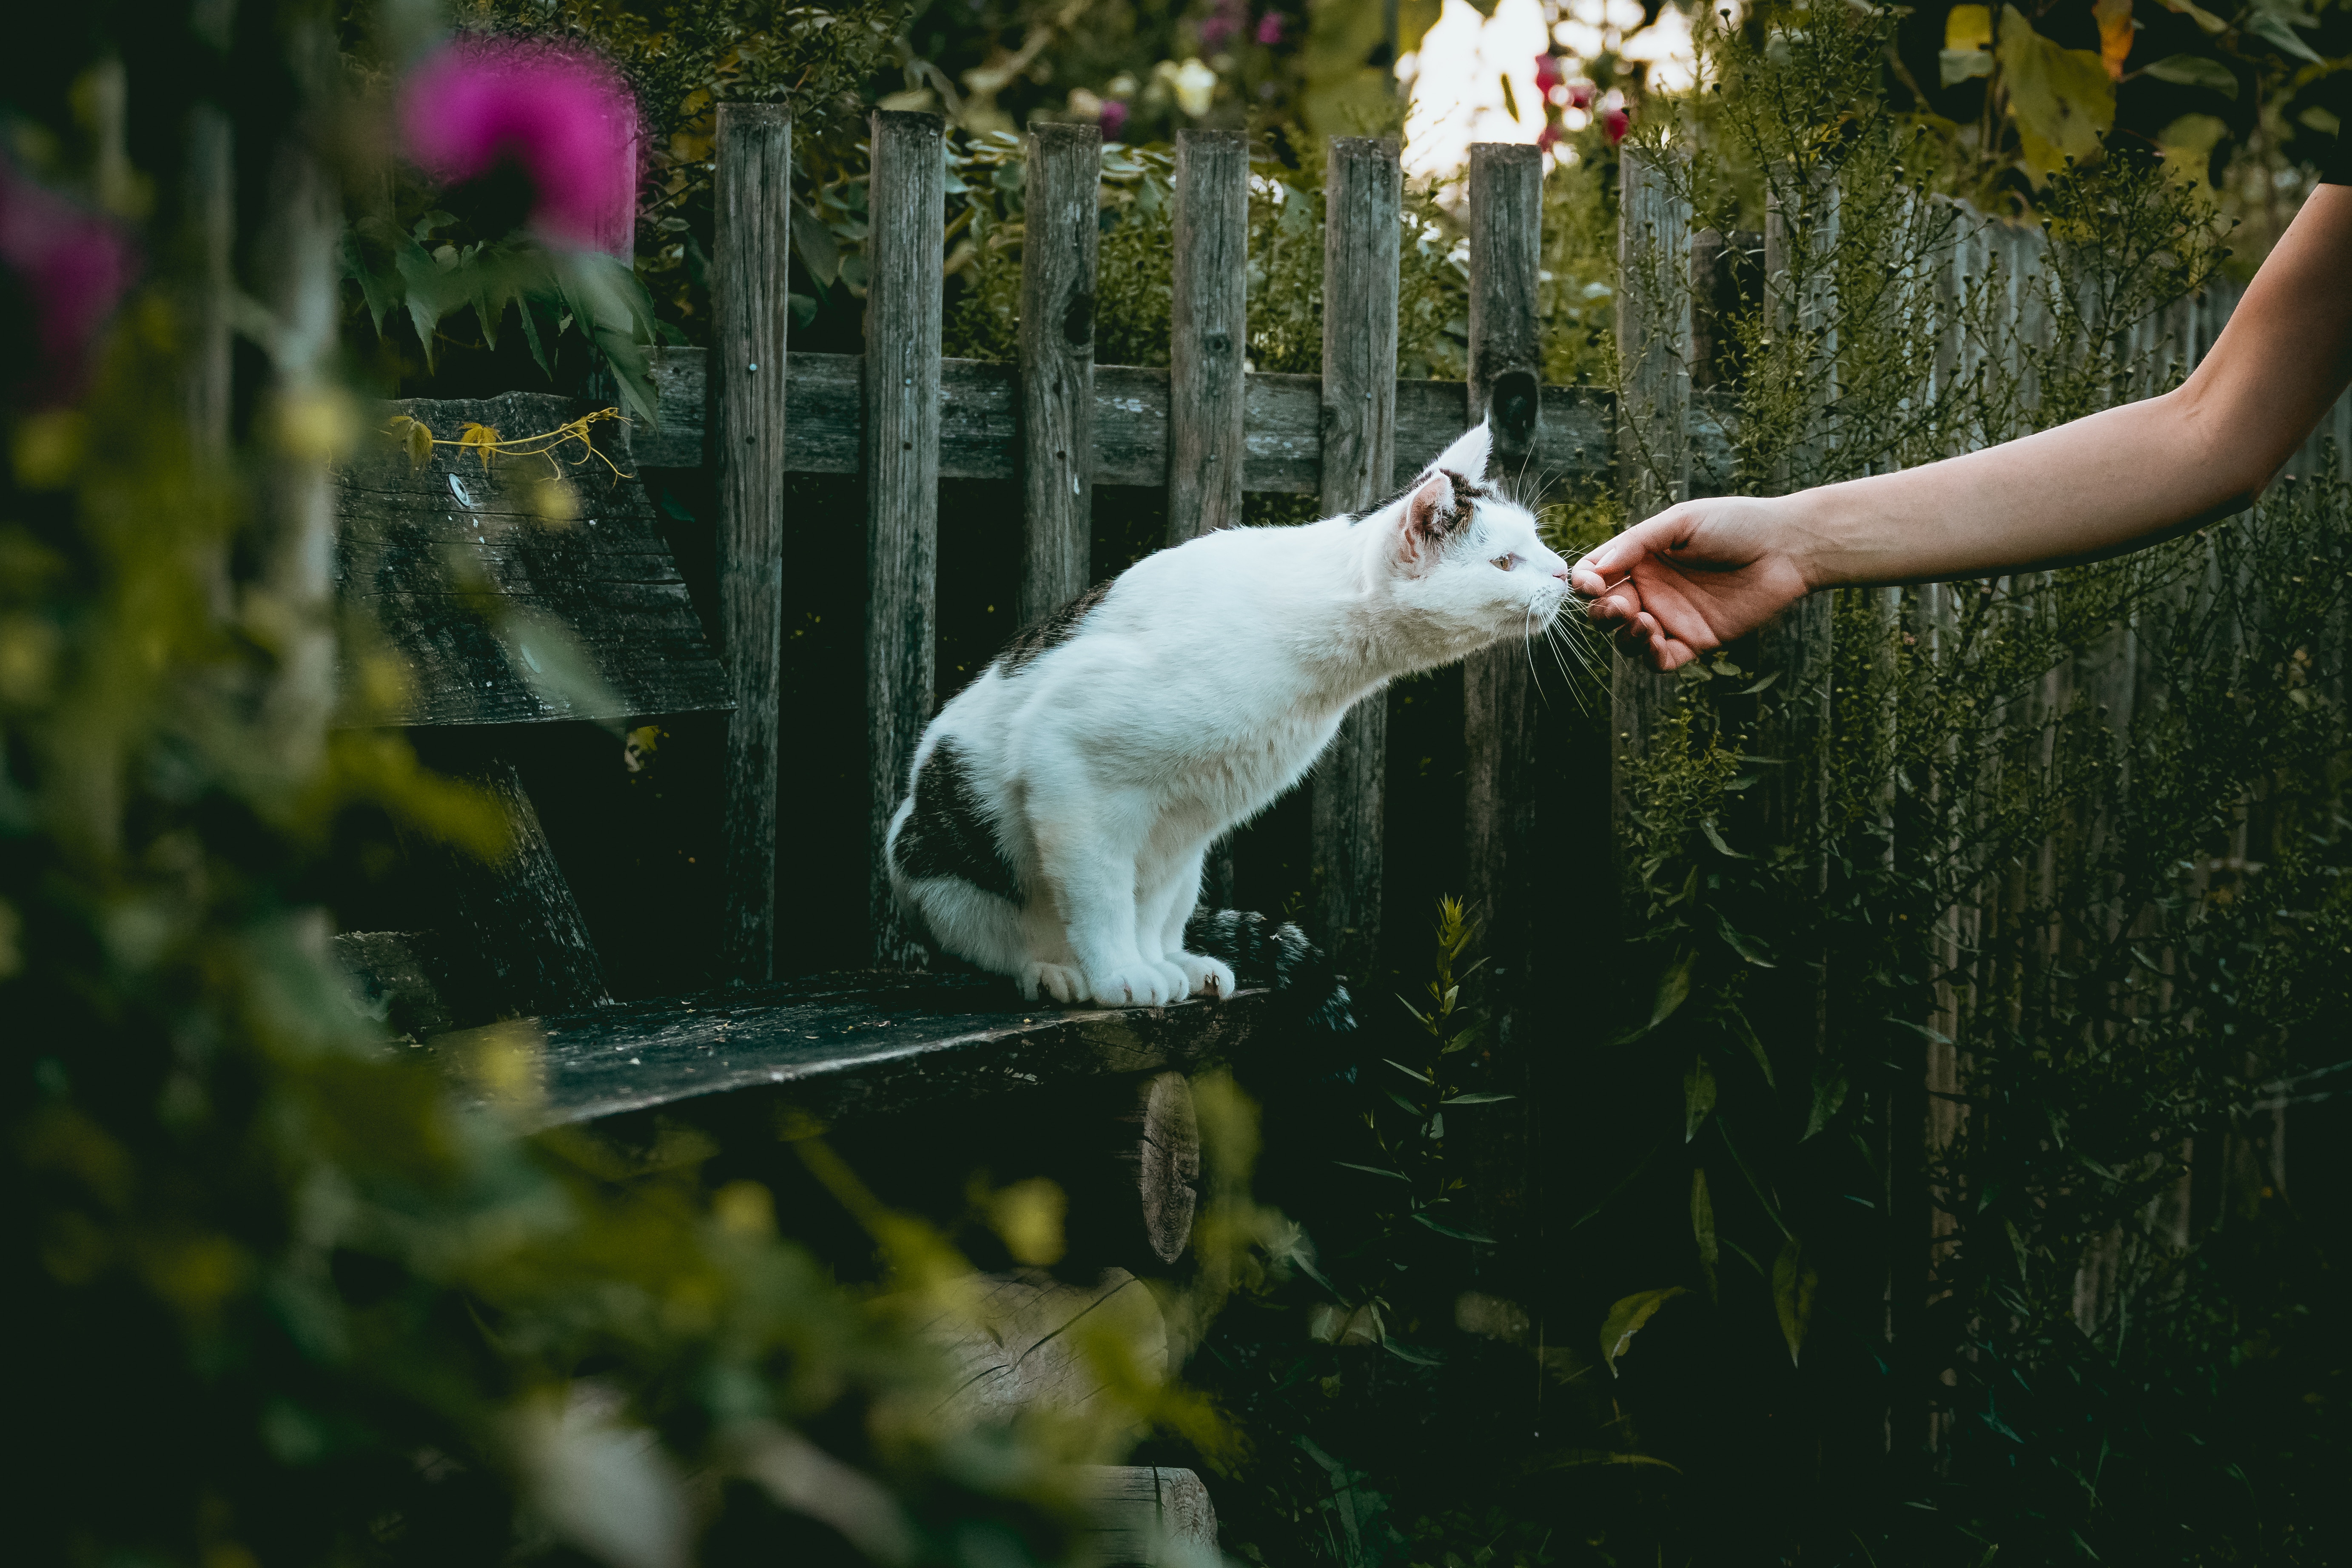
[1492,553,1519,571]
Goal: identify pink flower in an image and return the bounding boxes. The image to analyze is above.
[1537,122,1564,150]
[1567,79,1596,110]
[1534,54,1564,92]
[1200,15,1240,48]
[398,37,638,251]
[1602,106,1631,145]
[1099,99,1130,140]
[1257,12,1287,44]
[0,160,134,406]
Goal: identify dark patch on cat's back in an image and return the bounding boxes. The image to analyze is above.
[995,579,1113,676]
[892,736,1022,900]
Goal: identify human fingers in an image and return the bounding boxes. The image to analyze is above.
[1571,511,1696,596]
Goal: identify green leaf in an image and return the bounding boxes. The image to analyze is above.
[1726,1004,1776,1088]
[1772,1236,1818,1367]
[1939,47,1994,86]
[1735,669,1783,696]
[2245,14,2325,64]
[1411,1212,1497,1244]
[1885,1016,1954,1045]
[2140,54,2239,97]
[1519,1447,1683,1474]
[1334,1161,1410,1182]
[792,201,841,287]
[1381,1337,1445,1366]
[1716,911,1777,967]
[1385,1091,1425,1118]
[1598,1286,1687,1377]
[1384,1057,1433,1086]
[1649,950,1697,1030]
[1691,1168,1719,1304]
[1683,1056,1717,1144]
[1803,1059,1850,1141]
[1441,1091,1516,1105]
[1699,817,1746,859]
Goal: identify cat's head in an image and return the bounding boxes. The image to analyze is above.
[1357,420,1573,652]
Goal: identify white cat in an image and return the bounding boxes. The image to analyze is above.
[885,420,1574,1007]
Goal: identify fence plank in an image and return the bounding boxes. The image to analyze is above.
[1019,122,1102,627]
[866,110,946,968]
[1462,142,1544,1002]
[712,102,793,982]
[1168,130,1250,544]
[1461,141,1545,1259]
[1312,136,1402,982]
[1608,147,1691,841]
[422,756,613,1017]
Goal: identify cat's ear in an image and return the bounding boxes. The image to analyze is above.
[1427,418,1493,484]
[1393,471,1456,572]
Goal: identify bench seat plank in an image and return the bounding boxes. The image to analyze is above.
[428,973,1270,1130]
[336,392,732,727]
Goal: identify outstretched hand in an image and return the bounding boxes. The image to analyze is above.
[1572,495,1816,671]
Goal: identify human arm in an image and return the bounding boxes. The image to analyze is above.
[1577,184,2352,671]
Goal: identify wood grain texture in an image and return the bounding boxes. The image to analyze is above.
[713,103,793,981]
[1134,1071,1201,1264]
[1312,137,1401,982]
[1460,144,1545,1258]
[335,393,730,726]
[866,111,946,968]
[922,1269,1166,1430]
[427,971,1277,1130]
[1019,122,1102,626]
[1168,130,1249,543]
[1074,1466,1220,1568]
[637,347,1614,492]
[1610,148,1691,844]
[429,757,613,1018]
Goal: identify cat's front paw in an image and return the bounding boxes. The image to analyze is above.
[1170,951,1237,1001]
[1085,962,1180,1008]
[1019,961,1090,1005]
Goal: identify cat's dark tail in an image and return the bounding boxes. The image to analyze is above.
[1183,908,1357,1033]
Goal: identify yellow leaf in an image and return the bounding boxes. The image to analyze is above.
[1945,3,1993,51]
[2152,0,2227,34]
[1997,5,2115,185]
[457,422,502,472]
[1598,1286,1688,1377]
[2094,0,2133,79]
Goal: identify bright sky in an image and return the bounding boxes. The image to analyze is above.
[1398,0,1703,184]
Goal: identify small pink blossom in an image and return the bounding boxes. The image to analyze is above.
[398,36,638,250]
[0,160,134,406]
[1099,99,1130,140]
[1567,79,1596,110]
[1602,106,1631,145]
[1200,15,1240,48]
[1537,122,1564,150]
[1257,12,1287,45]
[1534,54,1564,92]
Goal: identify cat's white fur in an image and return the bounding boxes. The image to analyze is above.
[886,421,1572,1005]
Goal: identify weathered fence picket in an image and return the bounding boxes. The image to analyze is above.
[1018,123,1102,628]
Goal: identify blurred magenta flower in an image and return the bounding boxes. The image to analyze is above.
[1537,122,1563,151]
[1602,105,1631,145]
[0,160,134,406]
[1099,99,1130,140]
[398,36,638,250]
[1257,12,1287,45]
[1534,54,1564,93]
[1567,79,1596,110]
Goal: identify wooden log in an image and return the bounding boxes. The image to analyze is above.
[712,102,793,982]
[423,756,613,1019]
[1019,122,1102,627]
[1168,129,1250,544]
[1461,143,1544,1255]
[634,347,1616,493]
[1311,137,1401,983]
[1608,148,1691,842]
[334,393,731,726]
[1133,1071,1202,1264]
[1074,1467,1220,1568]
[866,110,946,969]
[921,1269,1167,1429]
